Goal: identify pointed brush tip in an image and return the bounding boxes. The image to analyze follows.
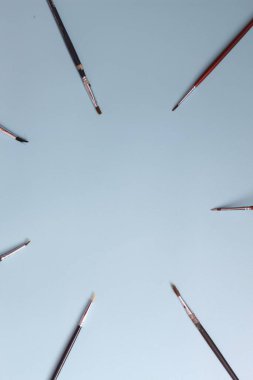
[25,240,31,246]
[172,104,178,111]
[96,106,102,115]
[211,208,220,211]
[90,292,96,302]
[16,136,29,143]
[170,283,180,297]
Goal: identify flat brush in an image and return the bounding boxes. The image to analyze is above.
[0,124,28,143]
[212,206,253,211]
[50,293,95,380]
[171,284,239,380]
[172,18,253,111]
[0,240,31,261]
[47,0,101,114]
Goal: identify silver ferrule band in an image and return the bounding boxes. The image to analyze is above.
[82,77,98,108]
[0,243,26,261]
[179,295,199,324]
[179,86,196,107]
[79,300,93,327]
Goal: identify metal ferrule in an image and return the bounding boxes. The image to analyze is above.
[0,242,26,261]
[82,76,99,108]
[0,126,16,139]
[235,207,252,210]
[220,207,253,211]
[178,86,196,107]
[78,299,93,327]
[179,295,199,324]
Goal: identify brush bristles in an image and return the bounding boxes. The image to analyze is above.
[90,292,96,302]
[171,283,181,297]
[16,136,28,143]
[96,106,102,115]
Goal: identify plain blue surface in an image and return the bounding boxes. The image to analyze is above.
[0,1,252,379]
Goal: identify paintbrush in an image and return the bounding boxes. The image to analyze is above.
[50,293,95,380]
[0,124,28,143]
[172,18,253,111]
[211,206,253,211]
[0,240,31,261]
[47,0,101,114]
[171,284,239,379]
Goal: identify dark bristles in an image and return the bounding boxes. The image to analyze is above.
[172,104,178,111]
[171,283,180,297]
[16,136,28,143]
[96,106,102,115]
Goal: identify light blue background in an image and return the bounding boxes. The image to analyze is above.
[0,1,252,379]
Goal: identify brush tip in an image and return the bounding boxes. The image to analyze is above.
[172,104,178,111]
[171,283,180,297]
[211,208,220,211]
[90,292,96,302]
[96,106,102,115]
[16,136,29,143]
[25,240,31,246]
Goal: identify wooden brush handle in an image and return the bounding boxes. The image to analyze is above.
[195,18,253,87]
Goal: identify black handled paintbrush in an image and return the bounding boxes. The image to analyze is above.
[50,293,95,380]
[47,0,101,114]
[171,284,239,380]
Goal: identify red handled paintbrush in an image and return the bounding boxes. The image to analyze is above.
[172,18,253,111]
